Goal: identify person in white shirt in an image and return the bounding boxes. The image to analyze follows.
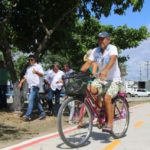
[18,55,46,121]
[44,62,64,115]
[81,32,121,132]
[63,64,74,76]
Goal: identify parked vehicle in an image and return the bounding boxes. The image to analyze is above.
[125,87,136,97]
[132,89,150,97]
[126,89,134,98]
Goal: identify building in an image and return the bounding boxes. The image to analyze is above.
[146,80,150,91]
[123,80,150,97]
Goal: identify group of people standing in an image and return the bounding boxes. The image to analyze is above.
[18,55,73,121]
[44,63,74,116]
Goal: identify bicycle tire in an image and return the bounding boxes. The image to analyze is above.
[57,97,93,148]
[112,96,130,138]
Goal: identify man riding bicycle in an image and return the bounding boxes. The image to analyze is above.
[81,31,121,133]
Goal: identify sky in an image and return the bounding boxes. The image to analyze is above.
[100,0,150,81]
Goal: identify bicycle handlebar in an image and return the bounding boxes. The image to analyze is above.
[62,72,108,85]
[62,72,90,80]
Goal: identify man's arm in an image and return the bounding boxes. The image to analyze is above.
[32,68,44,77]
[18,77,26,89]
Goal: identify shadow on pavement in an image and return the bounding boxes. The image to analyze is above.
[56,130,113,149]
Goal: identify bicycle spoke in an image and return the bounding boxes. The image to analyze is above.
[57,98,92,148]
[112,97,129,138]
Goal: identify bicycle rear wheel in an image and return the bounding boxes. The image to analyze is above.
[57,97,92,148]
[112,96,130,138]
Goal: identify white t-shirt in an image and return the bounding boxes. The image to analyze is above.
[64,69,74,76]
[24,63,44,88]
[45,70,65,90]
[89,44,121,81]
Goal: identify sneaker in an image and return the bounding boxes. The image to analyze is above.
[39,114,46,120]
[23,115,32,122]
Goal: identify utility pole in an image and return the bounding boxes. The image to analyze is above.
[139,64,142,81]
[145,61,150,80]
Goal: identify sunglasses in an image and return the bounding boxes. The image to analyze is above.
[28,58,35,61]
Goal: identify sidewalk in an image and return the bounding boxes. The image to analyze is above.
[1,103,150,150]
[127,97,150,102]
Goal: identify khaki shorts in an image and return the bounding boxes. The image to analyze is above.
[90,78,121,98]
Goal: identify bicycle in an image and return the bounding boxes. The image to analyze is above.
[57,72,129,148]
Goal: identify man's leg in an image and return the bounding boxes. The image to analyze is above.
[47,88,54,115]
[103,82,119,132]
[36,89,46,119]
[54,89,61,115]
[25,87,37,118]
[103,94,114,128]
[55,89,61,105]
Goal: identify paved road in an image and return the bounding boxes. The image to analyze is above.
[1,102,150,150]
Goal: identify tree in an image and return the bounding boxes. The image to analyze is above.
[0,0,145,82]
[41,18,149,70]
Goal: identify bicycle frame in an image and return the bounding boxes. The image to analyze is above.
[83,89,106,126]
[83,89,128,126]
[63,72,128,127]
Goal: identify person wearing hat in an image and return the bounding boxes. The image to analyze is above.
[82,49,99,75]
[81,32,121,132]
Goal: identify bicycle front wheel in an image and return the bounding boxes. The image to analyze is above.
[112,96,130,138]
[57,97,93,148]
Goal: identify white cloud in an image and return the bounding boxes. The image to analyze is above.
[147,24,150,32]
[121,35,150,81]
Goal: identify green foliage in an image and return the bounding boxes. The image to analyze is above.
[0,0,145,54]
[111,25,150,50]
[78,0,144,18]
[0,0,148,79]
[41,17,149,71]
[41,51,69,70]
[14,54,28,78]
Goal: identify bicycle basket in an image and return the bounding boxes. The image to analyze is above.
[64,73,89,96]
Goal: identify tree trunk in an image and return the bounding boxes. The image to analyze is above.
[1,40,22,111]
[2,45,17,83]
[36,6,77,57]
